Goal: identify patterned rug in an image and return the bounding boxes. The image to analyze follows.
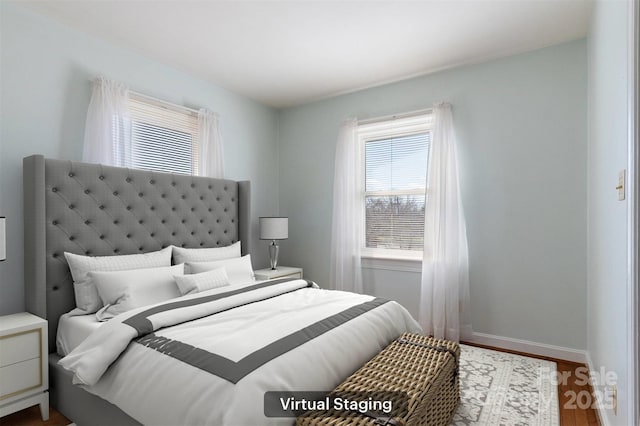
[451,344,559,425]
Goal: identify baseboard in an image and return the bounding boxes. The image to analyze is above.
[585,352,611,426]
[465,331,588,364]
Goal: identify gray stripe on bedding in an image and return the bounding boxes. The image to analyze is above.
[124,278,313,336]
[135,297,389,383]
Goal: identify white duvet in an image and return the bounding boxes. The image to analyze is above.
[59,279,421,426]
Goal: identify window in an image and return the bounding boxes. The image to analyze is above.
[122,94,200,175]
[359,113,432,259]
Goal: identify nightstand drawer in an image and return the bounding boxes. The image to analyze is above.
[278,272,302,280]
[0,330,40,367]
[0,358,41,399]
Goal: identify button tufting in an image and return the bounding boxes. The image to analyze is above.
[139,193,143,197]
[191,231,195,235]
[150,180,155,184]
[52,253,58,258]
[161,220,165,224]
[208,185,212,190]
[53,286,59,291]
[181,219,186,224]
[113,191,118,196]
[99,176,104,180]
[85,251,91,256]
[69,236,75,241]
[126,234,131,238]
[171,232,176,236]
[85,190,90,194]
[200,243,204,246]
[208,231,212,234]
[181,195,186,199]
[84,220,90,225]
[190,208,195,212]
[69,204,75,209]
[52,188,58,192]
[52,220,58,225]
[191,184,195,188]
[200,219,204,223]
[99,205,105,210]
[216,219,220,223]
[181,244,186,247]
[224,230,227,234]
[139,247,144,251]
[113,220,119,225]
[172,182,176,186]
[69,173,74,177]
[200,196,204,200]
[126,206,132,210]
[139,220,143,224]
[99,235,105,240]
[150,206,155,211]
[114,248,120,253]
[150,233,155,237]
[126,178,132,183]
[161,194,166,198]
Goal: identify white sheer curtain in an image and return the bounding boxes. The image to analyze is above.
[419,103,472,342]
[197,109,225,178]
[82,77,131,166]
[329,119,363,293]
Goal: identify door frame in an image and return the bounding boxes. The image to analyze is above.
[627,0,639,423]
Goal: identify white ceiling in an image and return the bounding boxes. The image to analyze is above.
[21,0,592,108]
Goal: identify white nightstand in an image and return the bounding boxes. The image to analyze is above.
[0,313,49,421]
[254,266,303,281]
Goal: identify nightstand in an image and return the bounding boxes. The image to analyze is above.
[0,313,48,421]
[254,266,303,281]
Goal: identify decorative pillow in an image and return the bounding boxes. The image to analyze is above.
[187,254,255,286]
[174,267,230,295]
[172,241,241,264]
[65,247,172,314]
[92,264,184,321]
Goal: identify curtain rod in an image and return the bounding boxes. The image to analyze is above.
[358,107,433,126]
[130,91,200,117]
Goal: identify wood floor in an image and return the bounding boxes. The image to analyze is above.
[1,345,600,426]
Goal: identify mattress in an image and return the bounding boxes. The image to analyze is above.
[56,312,103,356]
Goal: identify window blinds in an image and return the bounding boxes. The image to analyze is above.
[364,132,430,251]
[127,95,199,175]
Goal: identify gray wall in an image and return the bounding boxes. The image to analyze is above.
[587,1,630,424]
[0,4,280,315]
[278,40,588,350]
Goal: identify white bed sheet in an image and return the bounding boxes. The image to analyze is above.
[56,313,103,356]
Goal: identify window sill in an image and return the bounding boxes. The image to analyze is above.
[361,253,422,273]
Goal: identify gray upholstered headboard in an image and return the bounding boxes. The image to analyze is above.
[23,155,251,352]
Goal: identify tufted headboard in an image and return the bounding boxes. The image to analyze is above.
[23,155,251,352]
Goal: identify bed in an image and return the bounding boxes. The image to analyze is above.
[23,155,421,425]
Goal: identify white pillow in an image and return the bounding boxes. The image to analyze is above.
[187,254,255,286]
[174,267,230,295]
[65,247,172,314]
[172,241,241,264]
[92,264,184,321]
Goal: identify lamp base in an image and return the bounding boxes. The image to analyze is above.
[268,240,279,270]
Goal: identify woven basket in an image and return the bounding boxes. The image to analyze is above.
[296,333,460,426]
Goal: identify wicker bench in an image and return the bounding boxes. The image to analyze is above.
[296,333,460,426]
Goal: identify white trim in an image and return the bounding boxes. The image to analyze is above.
[361,256,422,273]
[628,0,639,424]
[586,352,611,426]
[465,331,587,364]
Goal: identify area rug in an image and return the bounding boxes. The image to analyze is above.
[451,344,559,426]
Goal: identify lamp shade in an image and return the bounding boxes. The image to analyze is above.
[0,217,5,261]
[259,217,288,240]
